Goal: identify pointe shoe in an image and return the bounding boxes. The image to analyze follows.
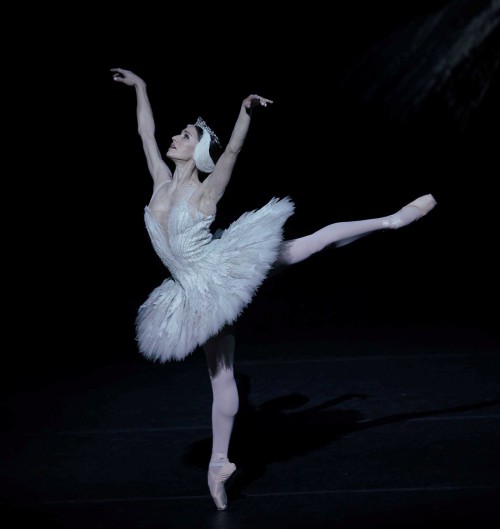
[383,194,437,229]
[208,459,236,511]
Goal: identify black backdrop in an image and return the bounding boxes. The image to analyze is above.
[11,0,499,375]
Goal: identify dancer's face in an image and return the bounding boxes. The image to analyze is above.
[166,125,198,162]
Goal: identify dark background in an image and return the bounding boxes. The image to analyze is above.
[11,0,499,374]
[2,2,499,527]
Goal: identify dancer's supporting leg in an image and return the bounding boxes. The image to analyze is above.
[278,194,436,265]
[203,326,238,510]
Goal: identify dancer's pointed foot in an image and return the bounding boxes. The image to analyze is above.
[208,456,236,511]
[383,194,437,229]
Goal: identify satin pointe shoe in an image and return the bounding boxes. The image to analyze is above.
[208,458,237,511]
[383,194,437,229]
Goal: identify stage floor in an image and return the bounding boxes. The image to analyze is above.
[1,326,499,528]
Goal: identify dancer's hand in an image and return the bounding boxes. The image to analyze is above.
[242,94,273,109]
[111,68,145,87]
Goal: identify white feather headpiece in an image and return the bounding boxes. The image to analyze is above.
[192,117,220,173]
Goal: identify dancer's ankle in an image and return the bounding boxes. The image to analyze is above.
[382,206,420,229]
[210,452,228,463]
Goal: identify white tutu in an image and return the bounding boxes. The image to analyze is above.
[136,195,295,362]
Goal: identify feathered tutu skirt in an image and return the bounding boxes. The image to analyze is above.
[136,196,294,362]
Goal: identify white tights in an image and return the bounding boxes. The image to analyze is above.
[203,331,238,458]
[202,197,433,464]
[278,203,424,266]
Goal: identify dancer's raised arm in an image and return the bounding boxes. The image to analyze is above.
[204,94,273,203]
[111,67,172,188]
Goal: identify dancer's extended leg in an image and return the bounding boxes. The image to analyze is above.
[203,328,238,510]
[278,194,436,265]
